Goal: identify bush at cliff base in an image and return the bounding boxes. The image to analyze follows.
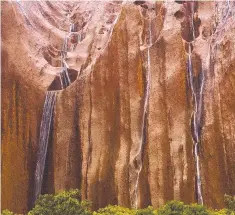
[136,206,156,215]
[1,210,15,215]
[225,194,235,212]
[94,205,136,215]
[27,189,92,215]
[2,190,235,215]
[157,201,210,215]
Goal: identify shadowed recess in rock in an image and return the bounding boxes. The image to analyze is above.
[180,1,201,42]
[48,69,78,92]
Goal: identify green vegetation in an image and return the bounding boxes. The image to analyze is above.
[2,210,15,215]
[225,194,235,212]
[94,205,136,215]
[2,190,235,215]
[28,189,92,215]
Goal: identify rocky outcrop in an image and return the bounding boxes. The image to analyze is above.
[2,1,235,214]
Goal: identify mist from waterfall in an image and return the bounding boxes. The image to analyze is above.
[34,91,57,202]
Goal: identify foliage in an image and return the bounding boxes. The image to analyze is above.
[1,210,15,215]
[94,205,136,215]
[28,189,92,215]
[183,203,209,215]
[136,206,157,215]
[157,200,185,215]
[213,209,235,215]
[224,195,235,212]
[3,191,235,215]
[157,201,211,215]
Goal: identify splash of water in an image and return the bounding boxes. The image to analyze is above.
[34,91,57,202]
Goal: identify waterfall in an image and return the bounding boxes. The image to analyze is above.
[187,45,204,205]
[34,91,57,202]
[59,66,71,89]
[33,3,77,204]
[191,3,195,40]
[59,24,72,89]
[132,19,152,209]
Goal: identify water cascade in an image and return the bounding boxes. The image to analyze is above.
[59,38,71,88]
[34,91,57,202]
[187,45,204,205]
[59,14,80,88]
[34,12,77,202]
[131,18,152,209]
[186,4,204,203]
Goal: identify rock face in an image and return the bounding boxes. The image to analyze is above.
[2,1,235,213]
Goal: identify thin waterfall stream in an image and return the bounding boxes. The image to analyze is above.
[34,91,57,202]
[188,46,204,205]
[132,19,152,209]
[184,1,204,205]
[59,11,80,89]
[187,39,204,206]
[60,36,71,88]
[34,14,76,202]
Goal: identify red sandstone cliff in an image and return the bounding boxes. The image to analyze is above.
[2,1,235,214]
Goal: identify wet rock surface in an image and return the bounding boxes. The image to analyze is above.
[2,1,235,213]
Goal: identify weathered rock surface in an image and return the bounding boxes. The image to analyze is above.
[2,1,235,213]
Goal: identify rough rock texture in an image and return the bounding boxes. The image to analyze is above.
[2,1,235,214]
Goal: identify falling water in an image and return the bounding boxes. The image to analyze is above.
[132,19,152,209]
[59,20,74,89]
[34,91,57,202]
[187,45,204,205]
[191,2,196,40]
[185,1,204,204]
[59,66,71,89]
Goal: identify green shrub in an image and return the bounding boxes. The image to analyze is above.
[3,190,235,215]
[2,210,15,215]
[214,208,235,215]
[183,203,209,215]
[136,206,157,215]
[157,201,185,215]
[94,205,136,215]
[28,189,92,215]
[224,195,235,212]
